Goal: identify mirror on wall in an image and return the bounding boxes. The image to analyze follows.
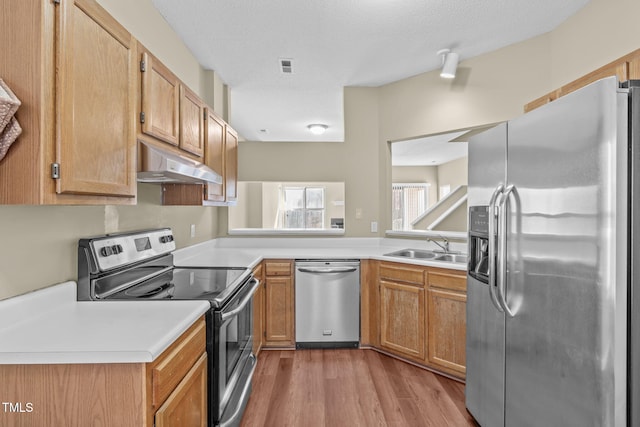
[228,181,345,234]
[388,128,476,237]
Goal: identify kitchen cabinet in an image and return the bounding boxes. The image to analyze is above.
[139,49,180,147]
[0,0,137,204]
[0,317,207,427]
[252,263,265,356]
[427,269,467,378]
[157,108,240,206]
[263,260,295,348]
[179,85,205,157]
[224,125,239,204]
[378,261,427,362]
[138,46,205,160]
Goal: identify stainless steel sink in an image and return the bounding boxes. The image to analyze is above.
[384,248,467,264]
[433,254,468,263]
[384,249,437,259]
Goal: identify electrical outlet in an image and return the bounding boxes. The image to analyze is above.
[355,208,363,219]
[190,224,196,238]
[371,221,378,233]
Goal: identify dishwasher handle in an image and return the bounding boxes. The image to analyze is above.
[297,267,358,274]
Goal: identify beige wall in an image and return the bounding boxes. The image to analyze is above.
[0,0,224,300]
[437,157,468,199]
[234,87,381,237]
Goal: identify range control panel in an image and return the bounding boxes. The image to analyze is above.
[88,228,176,272]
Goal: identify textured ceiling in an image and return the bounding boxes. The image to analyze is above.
[151,0,590,142]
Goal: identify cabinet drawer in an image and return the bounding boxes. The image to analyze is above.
[379,262,425,286]
[428,270,466,292]
[151,318,206,407]
[265,261,292,276]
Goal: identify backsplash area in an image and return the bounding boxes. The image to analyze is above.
[0,184,219,300]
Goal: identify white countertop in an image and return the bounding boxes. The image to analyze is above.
[174,237,468,272]
[0,281,209,364]
[0,237,465,365]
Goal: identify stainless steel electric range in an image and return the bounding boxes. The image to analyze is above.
[77,228,258,427]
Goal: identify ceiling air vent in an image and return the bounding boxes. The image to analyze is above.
[280,58,293,74]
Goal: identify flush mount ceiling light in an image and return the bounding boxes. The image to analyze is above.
[307,124,328,135]
[437,48,459,79]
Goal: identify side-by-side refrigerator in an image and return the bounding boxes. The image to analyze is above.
[466,76,639,427]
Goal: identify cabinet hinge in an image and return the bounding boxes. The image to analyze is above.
[140,112,146,124]
[51,163,60,179]
[140,60,146,72]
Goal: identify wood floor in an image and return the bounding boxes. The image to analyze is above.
[240,349,478,427]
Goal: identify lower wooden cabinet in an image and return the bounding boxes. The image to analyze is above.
[378,261,426,363]
[155,353,207,427]
[0,317,207,427]
[369,261,467,379]
[426,269,467,377]
[263,260,295,348]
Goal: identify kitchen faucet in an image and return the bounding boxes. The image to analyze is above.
[428,236,456,254]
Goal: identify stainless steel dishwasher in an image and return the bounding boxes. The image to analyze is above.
[295,260,360,349]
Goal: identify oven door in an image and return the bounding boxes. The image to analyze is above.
[213,277,259,426]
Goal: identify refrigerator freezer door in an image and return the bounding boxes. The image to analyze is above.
[466,122,507,426]
[504,77,627,427]
[466,276,506,427]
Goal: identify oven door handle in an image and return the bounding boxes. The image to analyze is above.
[297,267,358,274]
[220,278,260,322]
[217,354,257,427]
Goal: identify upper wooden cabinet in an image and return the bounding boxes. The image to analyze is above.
[137,46,205,160]
[0,0,137,204]
[140,51,180,146]
[179,85,205,157]
[224,126,238,204]
[525,48,640,113]
[204,110,227,202]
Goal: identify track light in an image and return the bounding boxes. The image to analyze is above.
[437,49,459,79]
[307,124,328,135]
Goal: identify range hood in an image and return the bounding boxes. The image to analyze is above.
[137,141,222,185]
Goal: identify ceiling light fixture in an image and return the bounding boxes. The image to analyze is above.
[307,124,328,135]
[437,48,459,79]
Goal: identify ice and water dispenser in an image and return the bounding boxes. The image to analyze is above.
[469,206,490,282]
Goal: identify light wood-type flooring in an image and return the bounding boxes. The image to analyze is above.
[240,349,479,427]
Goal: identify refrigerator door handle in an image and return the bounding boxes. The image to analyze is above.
[497,184,516,317]
[488,184,504,312]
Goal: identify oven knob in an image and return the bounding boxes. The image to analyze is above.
[111,244,123,254]
[100,246,113,257]
[160,235,174,244]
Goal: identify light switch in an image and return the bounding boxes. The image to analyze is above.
[371,221,378,233]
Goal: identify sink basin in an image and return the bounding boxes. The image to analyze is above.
[434,254,468,263]
[384,248,467,264]
[384,249,437,259]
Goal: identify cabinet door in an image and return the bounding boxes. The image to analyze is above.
[264,276,294,346]
[380,280,426,361]
[140,51,180,146]
[225,126,238,203]
[56,0,136,197]
[427,288,466,376]
[205,109,226,202]
[155,353,207,427]
[179,85,205,157]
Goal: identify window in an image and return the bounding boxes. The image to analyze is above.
[282,187,325,229]
[391,183,430,231]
